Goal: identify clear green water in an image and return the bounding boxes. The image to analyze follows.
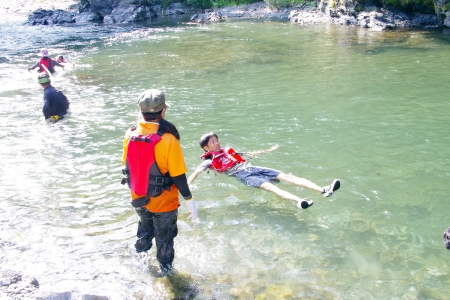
[1,17,450,298]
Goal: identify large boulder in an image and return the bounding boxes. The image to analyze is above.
[107,4,154,23]
[74,11,103,23]
[85,0,114,16]
[25,8,75,25]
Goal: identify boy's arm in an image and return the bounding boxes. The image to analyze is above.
[243,145,279,157]
[187,168,203,184]
[188,160,211,184]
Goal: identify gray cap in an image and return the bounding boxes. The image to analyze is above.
[137,89,168,113]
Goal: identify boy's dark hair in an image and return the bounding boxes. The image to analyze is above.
[142,111,180,140]
[199,132,218,149]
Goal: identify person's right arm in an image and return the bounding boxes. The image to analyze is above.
[28,62,39,71]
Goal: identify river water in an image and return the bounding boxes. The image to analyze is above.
[1,11,450,299]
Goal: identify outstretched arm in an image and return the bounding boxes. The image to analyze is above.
[188,168,203,184]
[243,145,279,157]
[51,60,65,69]
[28,62,39,71]
[188,160,211,184]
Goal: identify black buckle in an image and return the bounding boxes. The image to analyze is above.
[131,197,149,208]
[131,136,152,143]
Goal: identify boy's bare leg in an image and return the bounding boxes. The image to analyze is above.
[259,182,313,209]
[276,173,324,193]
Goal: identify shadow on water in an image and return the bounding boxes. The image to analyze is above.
[145,265,200,299]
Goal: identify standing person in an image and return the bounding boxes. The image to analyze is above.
[121,89,198,273]
[28,48,64,74]
[37,73,70,121]
[188,132,340,210]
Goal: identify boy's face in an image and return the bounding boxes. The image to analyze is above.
[203,135,221,152]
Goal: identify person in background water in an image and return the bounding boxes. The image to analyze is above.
[121,89,198,274]
[28,48,64,74]
[56,55,68,64]
[37,73,70,122]
[188,132,340,210]
[444,227,450,250]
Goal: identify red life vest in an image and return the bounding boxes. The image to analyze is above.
[121,128,172,208]
[39,57,54,73]
[201,147,246,173]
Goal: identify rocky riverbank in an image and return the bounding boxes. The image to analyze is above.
[4,0,447,30]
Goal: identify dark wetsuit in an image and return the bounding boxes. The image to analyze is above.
[42,85,70,119]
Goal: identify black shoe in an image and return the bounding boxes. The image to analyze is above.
[159,262,173,273]
[135,236,152,253]
[300,200,314,209]
[322,179,340,197]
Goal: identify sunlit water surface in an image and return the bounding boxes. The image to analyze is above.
[1,13,450,299]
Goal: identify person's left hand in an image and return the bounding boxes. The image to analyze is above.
[185,198,199,223]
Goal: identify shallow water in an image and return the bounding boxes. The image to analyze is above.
[1,14,450,299]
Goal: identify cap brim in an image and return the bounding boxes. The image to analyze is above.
[38,78,50,84]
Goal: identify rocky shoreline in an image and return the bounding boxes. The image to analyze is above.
[2,0,446,31]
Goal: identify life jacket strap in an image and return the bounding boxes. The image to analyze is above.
[130,136,153,143]
[130,196,149,208]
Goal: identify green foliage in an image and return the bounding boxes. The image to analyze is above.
[378,0,435,13]
[186,0,214,9]
[212,0,261,8]
[184,0,310,9]
[265,0,306,8]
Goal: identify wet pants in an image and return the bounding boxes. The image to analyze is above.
[135,207,178,264]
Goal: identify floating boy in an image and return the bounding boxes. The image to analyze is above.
[188,132,340,209]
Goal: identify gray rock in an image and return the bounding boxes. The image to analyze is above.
[444,11,450,27]
[164,2,191,16]
[35,291,72,300]
[108,4,153,23]
[0,278,11,286]
[82,294,110,300]
[74,12,103,23]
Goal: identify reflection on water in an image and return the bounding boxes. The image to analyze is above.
[1,16,450,298]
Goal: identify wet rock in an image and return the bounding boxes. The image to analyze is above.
[107,4,153,23]
[35,291,72,300]
[74,11,103,23]
[164,2,191,16]
[25,8,75,25]
[0,270,38,299]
